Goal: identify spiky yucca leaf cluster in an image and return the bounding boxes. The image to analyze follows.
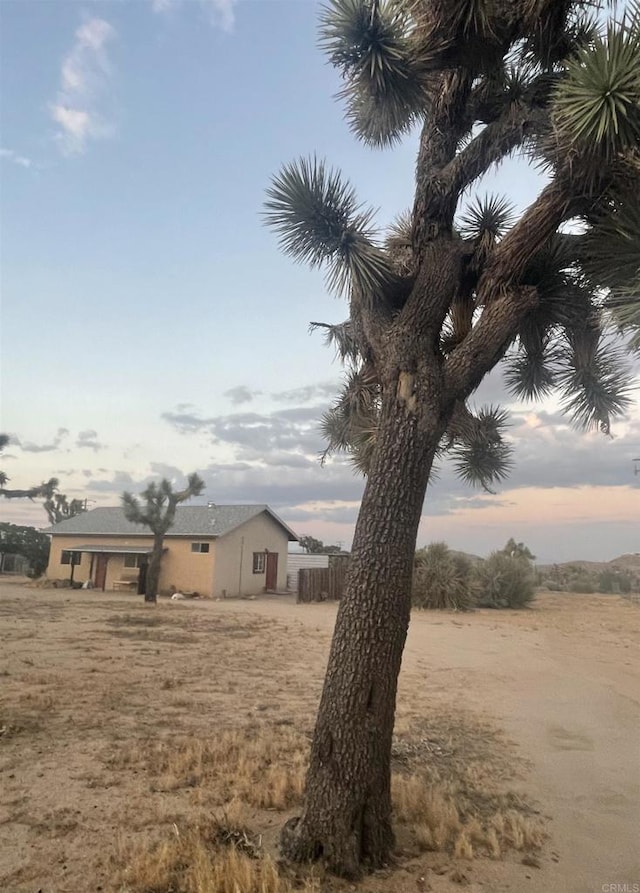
[552,13,640,169]
[501,231,634,412]
[459,194,515,243]
[459,194,515,273]
[320,366,380,473]
[504,341,559,400]
[558,334,633,433]
[264,157,394,299]
[522,1,599,69]
[583,201,640,349]
[309,320,361,362]
[319,0,431,145]
[449,406,513,492]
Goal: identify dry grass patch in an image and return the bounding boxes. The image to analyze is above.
[109,725,309,810]
[392,774,544,858]
[108,628,200,644]
[391,710,545,859]
[103,611,269,646]
[107,613,166,628]
[115,817,321,893]
[0,699,51,739]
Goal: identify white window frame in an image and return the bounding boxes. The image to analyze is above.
[253,552,266,574]
[191,542,210,553]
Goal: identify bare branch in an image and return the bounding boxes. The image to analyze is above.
[446,106,545,196]
[1,478,58,501]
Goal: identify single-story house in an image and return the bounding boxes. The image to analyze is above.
[43,504,298,597]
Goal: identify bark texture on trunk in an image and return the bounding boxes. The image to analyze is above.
[144,534,163,603]
[282,375,446,877]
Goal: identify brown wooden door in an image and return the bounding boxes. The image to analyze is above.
[95,554,108,591]
[265,552,278,591]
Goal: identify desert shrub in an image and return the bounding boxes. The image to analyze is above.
[617,574,633,594]
[541,579,564,592]
[472,552,536,609]
[569,578,595,593]
[597,571,618,593]
[413,543,475,611]
[603,571,634,594]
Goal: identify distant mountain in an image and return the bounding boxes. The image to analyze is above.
[450,549,484,566]
[609,553,640,571]
[537,553,640,574]
[536,553,640,594]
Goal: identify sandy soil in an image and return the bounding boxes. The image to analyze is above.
[0,579,638,893]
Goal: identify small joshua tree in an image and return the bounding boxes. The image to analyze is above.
[122,474,205,603]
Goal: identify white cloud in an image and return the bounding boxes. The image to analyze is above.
[75,19,114,51]
[0,147,33,168]
[49,17,116,155]
[151,0,238,32]
[50,106,91,141]
[204,0,237,31]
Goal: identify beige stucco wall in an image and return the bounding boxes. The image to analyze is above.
[47,535,97,585]
[46,534,216,595]
[158,538,216,595]
[212,511,289,597]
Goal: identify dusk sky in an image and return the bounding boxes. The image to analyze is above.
[1,0,638,563]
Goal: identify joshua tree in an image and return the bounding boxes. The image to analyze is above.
[43,493,86,526]
[502,537,536,562]
[0,434,58,501]
[265,0,639,876]
[122,474,205,603]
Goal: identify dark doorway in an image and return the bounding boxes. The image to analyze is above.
[95,554,108,591]
[265,552,278,591]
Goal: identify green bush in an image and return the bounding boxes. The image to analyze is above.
[542,579,564,592]
[618,574,633,594]
[472,551,536,608]
[412,543,475,611]
[569,578,595,593]
[597,571,617,593]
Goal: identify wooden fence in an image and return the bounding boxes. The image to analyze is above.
[297,563,347,603]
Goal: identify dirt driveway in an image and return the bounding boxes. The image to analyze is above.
[1,581,638,893]
[213,591,640,893]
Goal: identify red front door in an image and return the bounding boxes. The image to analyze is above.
[265,552,278,591]
[95,554,108,591]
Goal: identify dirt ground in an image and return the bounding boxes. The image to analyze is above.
[1,579,638,893]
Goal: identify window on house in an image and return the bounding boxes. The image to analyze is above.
[61,551,81,565]
[191,542,210,553]
[253,552,265,574]
[123,554,145,569]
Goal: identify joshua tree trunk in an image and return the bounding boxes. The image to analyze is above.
[282,371,446,876]
[145,534,163,603]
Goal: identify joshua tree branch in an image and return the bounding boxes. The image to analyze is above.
[446,106,546,197]
[445,181,573,397]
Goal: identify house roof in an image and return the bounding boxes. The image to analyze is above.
[43,505,298,541]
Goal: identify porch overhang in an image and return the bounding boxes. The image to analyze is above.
[73,544,153,555]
